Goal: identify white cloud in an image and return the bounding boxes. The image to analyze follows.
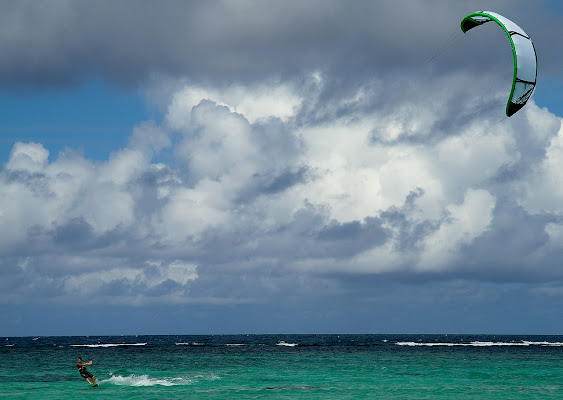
[176,101,259,182]
[155,182,231,242]
[517,113,563,213]
[128,120,171,154]
[101,148,148,186]
[6,142,49,171]
[2,72,563,310]
[0,144,145,244]
[544,222,563,252]
[418,189,495,271]
[166,81,303,129]
[435,124,516,192]
[163,260,198,285]
[292,121,443,222]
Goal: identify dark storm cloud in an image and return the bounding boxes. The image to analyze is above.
[1,0,551,91]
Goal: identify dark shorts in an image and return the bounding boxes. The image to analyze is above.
[80,369,93,379]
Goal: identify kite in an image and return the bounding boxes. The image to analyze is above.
[461,11,537,117]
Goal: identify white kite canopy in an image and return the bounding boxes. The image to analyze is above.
[461,11,537,117]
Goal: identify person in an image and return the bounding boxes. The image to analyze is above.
[77,357,96,385]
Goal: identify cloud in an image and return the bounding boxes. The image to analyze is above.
[2,1,563,330]
[418,189,495,271]
[518,116,563,213]
[128,120,171,155]
[2,69,563,311]
[6,142,49,171]
[3,0,559,91]
[63,259,198,302]
[166,82,303,126]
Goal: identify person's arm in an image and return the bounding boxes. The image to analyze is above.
[78,361,93,367]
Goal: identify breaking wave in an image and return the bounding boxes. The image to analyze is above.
[71,343,147,348]
[396,341,563,347]
[176,342,206,346]
[277,341,298,347]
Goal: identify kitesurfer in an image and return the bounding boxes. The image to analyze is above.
[77,357,96,385]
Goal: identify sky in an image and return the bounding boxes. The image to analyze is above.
[1,0,563,336]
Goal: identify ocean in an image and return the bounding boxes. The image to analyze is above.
[1,334,562,399]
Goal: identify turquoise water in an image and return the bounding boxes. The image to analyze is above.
[1,335,562,399]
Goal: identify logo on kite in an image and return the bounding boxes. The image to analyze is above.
[461,11,537,117]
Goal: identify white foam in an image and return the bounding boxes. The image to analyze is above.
[523,341,563,347]
[396,341,563,347]
[277,341,298,347]
[176,342,205,346]
[396,342,458,347]
[101,374,188,387]
[71,343,147,348]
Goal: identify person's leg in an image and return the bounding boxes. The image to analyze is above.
[86,378,92,384]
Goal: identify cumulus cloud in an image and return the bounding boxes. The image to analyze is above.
[519,117,563,213]
[6,142,49,171]
[2,67,563,310]
[418,189,495,271]
[166,82,303,126]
